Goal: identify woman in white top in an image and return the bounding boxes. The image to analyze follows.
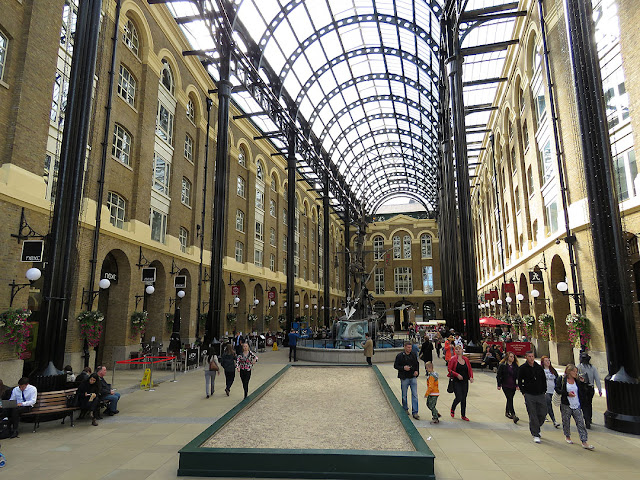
[554,364,594,449]
[541,356,560,428]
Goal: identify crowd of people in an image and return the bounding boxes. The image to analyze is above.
[393,329,599,450]
[204,333,259,400]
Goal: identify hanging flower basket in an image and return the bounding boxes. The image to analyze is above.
[0,308,33,359]
[248,313,258,325]
[264,314,273,326]
[537,313,554,341]
[165,313,175,331]
[226,312,237,326]
[130,311,148,339]
[522,314,536,337]
[566,313,590,349]
[278,314,286,326]
[76,310,104,348]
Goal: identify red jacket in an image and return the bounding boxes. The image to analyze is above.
[447,355,474,380]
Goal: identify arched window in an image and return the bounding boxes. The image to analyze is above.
[238,146,247,167]
[393,236,401,259]
[107,192,126,228]
[531,41,546,127]
[123,19,139,56]
[421,234,432,259]
[373,236,384,260]
[403,235,412,259]
[271,174,277,192]
[160,60,174,94]
[186,99,195,123]
[256,161,264,180]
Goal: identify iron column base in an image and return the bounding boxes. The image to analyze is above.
[604,369,640,435]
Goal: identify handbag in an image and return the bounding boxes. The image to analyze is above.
[447,377,455,394]
[209,357,219,371]
[552,391,562,407]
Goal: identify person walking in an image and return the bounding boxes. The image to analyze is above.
[205,353,220,398]
[288,328,300,362]
[220,343,237,396]
[444,336,455,364]
[419,335,433,372]
[424,361,440,424]
[541,356,560,428]
[362,332,374,366]
[555,364,595,450]
[517,351,547,443]
[496,351,519,423]
[577,352,602,428]
[434,333,442,358]
[448,344,474,421]
[394,341,420,419]
[236,342,258,399]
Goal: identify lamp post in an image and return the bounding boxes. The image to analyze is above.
[9,267,42,307]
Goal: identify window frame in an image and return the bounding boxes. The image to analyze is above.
[112,123,132,166]
[184,134,193,163]
[107,191,126,229]
[237,176,246,198]
[181,177,192,207]
[235,209,245,233]
[235,241,244,263]
[122,19,139,57]
[117,64,136,107]
[0,30,7,83]
[179,226,189,253]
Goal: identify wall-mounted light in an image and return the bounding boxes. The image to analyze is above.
[145,285,155,295]
[270,300,276,307]
[531,289,540,298]
[516,293,524,301]
[177,290,186,299]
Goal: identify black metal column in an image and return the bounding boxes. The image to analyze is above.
[196,97,213,340]
[205,39,232,349]
[286,128,297,329]
[563,0,640,434]
[323,169,331,327]
[445,14,480,344]
[344,200,351,305]
[37,0,102,371]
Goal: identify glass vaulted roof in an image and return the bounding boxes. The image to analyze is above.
[162,0,519,214]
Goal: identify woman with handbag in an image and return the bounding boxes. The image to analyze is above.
[554,364,594,449]
[496,351,519,423]
[447,344,474,421]
[204,353,220,398]
[541,356,560,428]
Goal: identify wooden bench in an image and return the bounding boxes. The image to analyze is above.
[466,352,485,368]
[20,388,79,433]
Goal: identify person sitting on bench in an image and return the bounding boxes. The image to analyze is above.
[96,366,120,416]
[4,377,37,438]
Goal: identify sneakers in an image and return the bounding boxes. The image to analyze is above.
[513,416,519,424]
[412,414,420,420]
[533,437,541,444]
[461,416,470,422]
[554,422,561,429]
[450,409,455,418]
[430,419,440,424]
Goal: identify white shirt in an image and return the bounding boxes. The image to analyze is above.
[9,384,37,407]
[544,368,556,394]
[566,381,580,409]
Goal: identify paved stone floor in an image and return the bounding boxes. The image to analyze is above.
[1,348,639,479]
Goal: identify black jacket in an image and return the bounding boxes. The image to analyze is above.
[554,375,589,407]
[419,340,433,362]
[496,362,518,388]
[98,376,112,397]
[220,353,237,373]
[517,361,546,395]
[394,351,419,379]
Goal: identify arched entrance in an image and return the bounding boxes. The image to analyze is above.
[423,301,436,320]
[550,255,573,364]
[96,249,131,368]
[518,273,530,315]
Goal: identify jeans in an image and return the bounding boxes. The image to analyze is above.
[224,370,235,392]
[503,387,516,417]
[289,345,297,361]
[240,369,252,398]
[366,356,372,365]
[451,380,469,417]
[545,393,557,423]
[103,392,120,412]
[400,377,419,415]
[524,393,547,437]
[560,403,589,442]
[582,385,595,426]
[204,370,216,395]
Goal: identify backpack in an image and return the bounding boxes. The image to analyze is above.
[0,419,10,439]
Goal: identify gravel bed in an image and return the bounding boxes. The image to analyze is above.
[202,367,415,451]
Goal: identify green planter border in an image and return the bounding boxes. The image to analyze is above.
[178,365,435,479]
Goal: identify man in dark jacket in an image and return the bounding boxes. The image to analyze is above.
[394,341,420,419]
[517,351,547,443]
[97,366,120,416]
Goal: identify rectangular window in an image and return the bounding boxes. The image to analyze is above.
[150,209,167,243]
[270,199,276,217]
[540,139,553,185]
[179,227,188,253]
[527,166,535,197]
[156,102,174,144]
[393,236,401,259]
[235,209,245,232]
[374,267,385,295]
[117,65,136,106]
[184,134,193,162]
[255,189,264,210]
[181,177,191,206]
[283,258,287,275]
[515,187,520,212]
[255,220,264,241]
[0,32,8,82]
[283,208,288,225]
[545,201,559,234]
[235,241,244,263]
[311,229,315,243]
[254,248,263,267]
[394,267,412,295]
[302,223,307,237]
[614,150,638,201]
[112,124,132,166]
[403,236,412,259]
[270,227,276,246]
[422,266,434,294]
[237,176,245,198]
[283,235,287,250]
[420,235,432,259]
[373,236,384,260]
[152,154,170,196]
[107,192,125,228]
[270,254,275,272]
